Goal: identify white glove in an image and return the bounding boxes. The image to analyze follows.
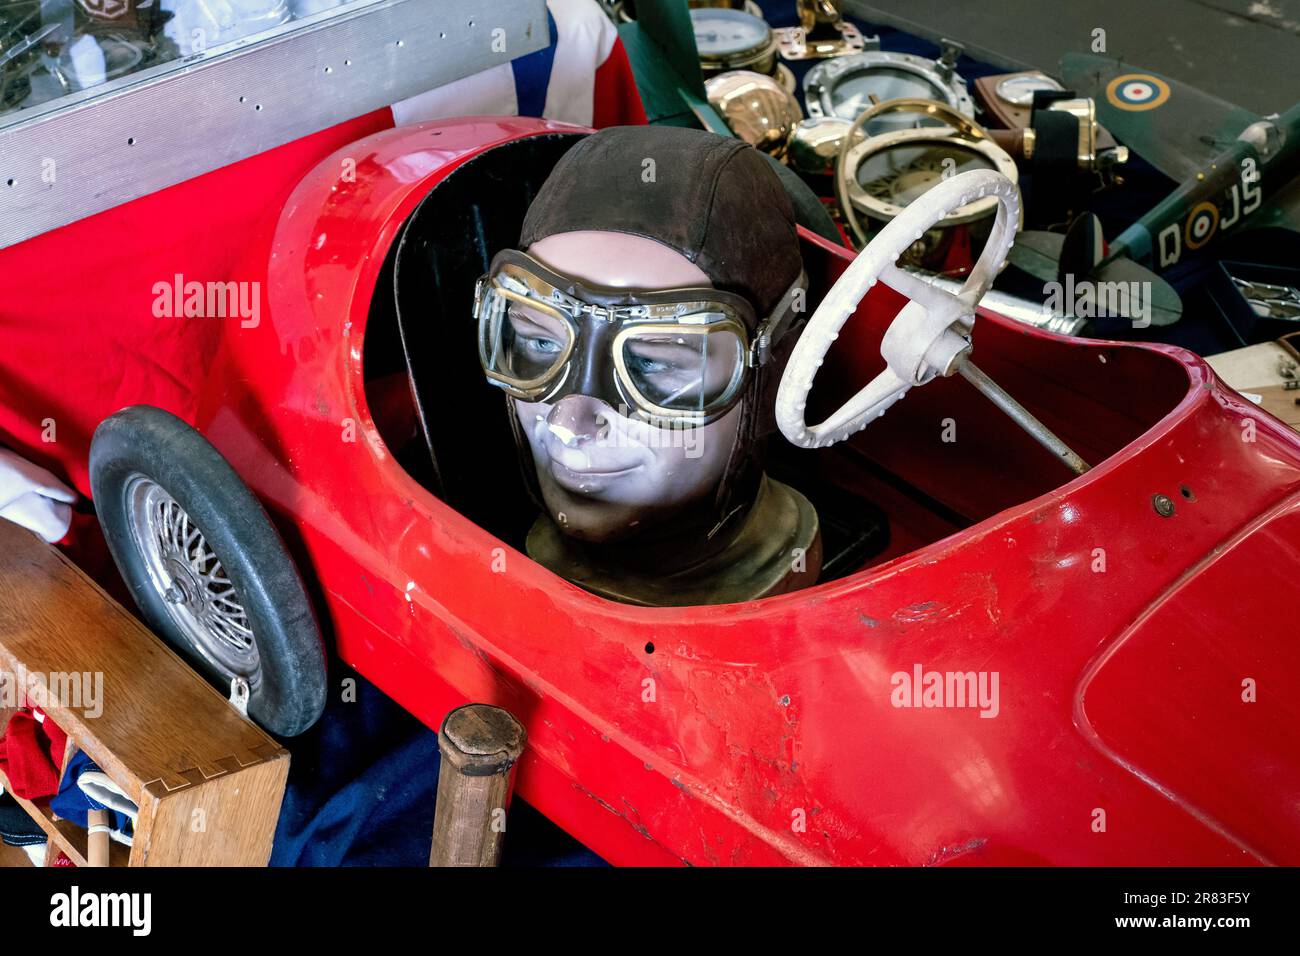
[0,447,76,543]
[63,33,107,91]
[79,771,139,847]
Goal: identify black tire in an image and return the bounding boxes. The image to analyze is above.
[89,406,326,737]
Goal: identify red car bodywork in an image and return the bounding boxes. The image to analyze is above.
[185,116,1299,866]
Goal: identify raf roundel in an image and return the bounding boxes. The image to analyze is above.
[1106,73,1171,111]
[1184,201,1220,249]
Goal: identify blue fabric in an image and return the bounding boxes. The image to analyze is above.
[271,662,605,867]
[49,750,133,840]
[512,8,560,118]
[0,796,46,846]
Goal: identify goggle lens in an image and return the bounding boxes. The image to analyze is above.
[479,285,574,389]
[476,254,755,424]
[617,326,745,416]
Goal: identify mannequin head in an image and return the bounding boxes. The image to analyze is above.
[475,125,808,570]
[511,231,743,542]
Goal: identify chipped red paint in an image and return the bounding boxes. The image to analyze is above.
[185,117,1298,866]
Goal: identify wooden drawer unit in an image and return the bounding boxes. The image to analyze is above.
[0,519,288,866]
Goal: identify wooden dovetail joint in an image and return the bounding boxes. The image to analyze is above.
[142,745,287,796]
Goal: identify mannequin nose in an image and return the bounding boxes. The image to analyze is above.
[546,395,613,446]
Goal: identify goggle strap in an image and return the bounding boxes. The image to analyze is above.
[751,270,809,367]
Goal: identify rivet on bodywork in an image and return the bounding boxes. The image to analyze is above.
[1152,494,1176,517]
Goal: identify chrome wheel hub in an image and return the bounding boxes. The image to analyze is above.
[124,475,261,685]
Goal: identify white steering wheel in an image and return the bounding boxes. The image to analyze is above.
[777,169,1021,449]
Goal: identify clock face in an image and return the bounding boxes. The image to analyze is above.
[996,73,1063,106]
[806,51,976,130]
[830,69,952,135]
[856,141,993,208]
[691,8,769,58]
[832,67,945,119]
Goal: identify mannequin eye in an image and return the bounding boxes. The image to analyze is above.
[525,336,563,354]
[627,352,672,374]
[626,339,696,372]
[508,308,566,348]
[491,302,571,382]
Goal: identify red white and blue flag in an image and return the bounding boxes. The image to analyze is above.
[392,0,646,129]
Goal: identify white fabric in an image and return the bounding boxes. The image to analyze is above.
[391,63,520,127]
[78,771,137,847]
[65,34,106,90]
[0,447,75,543]
[390,0,617,128]
[540,0,618,126]
[78,771,139,822]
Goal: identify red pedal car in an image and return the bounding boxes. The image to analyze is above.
[87,117,1300,866]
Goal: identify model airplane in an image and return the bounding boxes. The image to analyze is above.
[1010,54,1300,328]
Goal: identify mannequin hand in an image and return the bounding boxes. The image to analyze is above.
[0,448,76,543]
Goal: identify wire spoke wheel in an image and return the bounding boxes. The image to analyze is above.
[92,406,326,736]
[124,474,262,686]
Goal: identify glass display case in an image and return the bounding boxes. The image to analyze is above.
[0,0,549,247]
[2,2,382,124]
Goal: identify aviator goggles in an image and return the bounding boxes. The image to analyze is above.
[475,248,787,427]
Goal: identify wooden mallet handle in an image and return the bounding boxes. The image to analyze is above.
[429,703,527,867]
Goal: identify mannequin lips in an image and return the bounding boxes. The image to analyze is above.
[550,460,644,493]
[513,391,743,541]
[545,435,646,491]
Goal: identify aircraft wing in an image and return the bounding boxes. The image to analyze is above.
[1059,53,1261,182]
